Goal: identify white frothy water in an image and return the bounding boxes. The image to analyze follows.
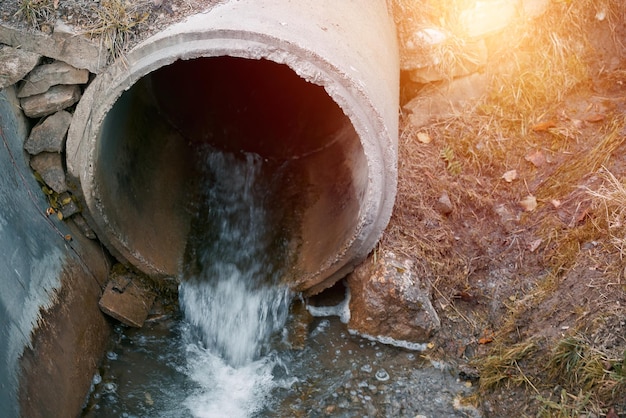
[178,149,293,417]
[183,344,277,418]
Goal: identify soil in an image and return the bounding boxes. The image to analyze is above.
[384,2,626,416]
[1,1,625,417]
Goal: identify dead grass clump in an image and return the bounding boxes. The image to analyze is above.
[540,217,604,279]
[587,169,626,260]
[86,0,150,64]
[539,335,626,416]
[14,0,54,29]
[382,121,455,258]
[484,0,611,124]
[473,339,539,390]
[536,116,626,201]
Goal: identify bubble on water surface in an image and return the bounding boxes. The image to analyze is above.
[375,369,390,382]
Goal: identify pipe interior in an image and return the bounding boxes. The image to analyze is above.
[96,56,368,286]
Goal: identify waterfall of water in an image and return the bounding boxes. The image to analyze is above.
[177,148,293,416]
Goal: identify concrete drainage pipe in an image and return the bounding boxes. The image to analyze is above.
[66,0,398,295]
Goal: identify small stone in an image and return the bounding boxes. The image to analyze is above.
[20,84,81,118]
[0,45,41,90]
[18,61,89,98]
[375,369,390,381]
[435,191,453,215]
[24,110,72,154]
[458,364,480,383]
[58,192,80,219]
[99,274,156,328]
[29,152,67,193]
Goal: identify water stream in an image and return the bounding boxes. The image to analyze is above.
[82,148,481,417]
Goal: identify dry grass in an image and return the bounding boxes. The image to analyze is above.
[475,339,540,390]
[14,0,54,29]
[387,0,626,415]
[85,0,150,64]
[587,169,626,260]
[537,117,626,201]
[538,335,626,416]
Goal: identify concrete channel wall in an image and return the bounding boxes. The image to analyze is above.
[0,86,111,417]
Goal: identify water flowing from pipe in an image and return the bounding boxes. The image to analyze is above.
[178,147,293,415]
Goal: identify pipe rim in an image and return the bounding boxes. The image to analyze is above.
[68,27,397,291]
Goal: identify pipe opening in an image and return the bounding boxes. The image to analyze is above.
[95,56,368,289]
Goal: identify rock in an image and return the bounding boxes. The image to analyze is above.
[24,110,72,154]
[0,21,104,73]
[347,250,440,343]
[436,191,453,215]
[397,17,488,83]
[459,0,517,38]
[29,152,68,193]
[99,274,156,328]
[399,25,448,71]
[403,72,490,129]
[0,45,41,90]
[18,61,89,98]
[407,39,488,84]
[20,85,81,118]
[58,192,80,219]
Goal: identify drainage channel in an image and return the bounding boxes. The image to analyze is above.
[80,141,475,416]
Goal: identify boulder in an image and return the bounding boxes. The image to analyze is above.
[18,61,89,98]
[20,84,81,118]
[24,110,72,154]
[0,45,40,90]
[397,19,488,83]
[347,250,440,344]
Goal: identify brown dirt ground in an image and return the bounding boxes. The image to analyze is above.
[385,1,626,416]
[2,0,625,416]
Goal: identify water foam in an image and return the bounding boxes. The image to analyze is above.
[306,283,351,324]
[183,344,277,418]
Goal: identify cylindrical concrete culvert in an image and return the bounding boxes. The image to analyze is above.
[66,0,399,295]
